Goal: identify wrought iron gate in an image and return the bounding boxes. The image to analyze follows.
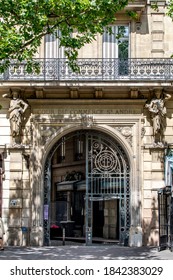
[44,130,130,245]
[158,186,173,251]
[85,132,130,245]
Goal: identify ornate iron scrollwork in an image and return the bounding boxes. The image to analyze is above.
[43,130,130,245]
[1,58,173,81]
[87,133,130,244]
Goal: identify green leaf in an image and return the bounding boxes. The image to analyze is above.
[0,0,129,73]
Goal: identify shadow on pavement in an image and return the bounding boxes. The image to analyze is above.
[0,245,173,260]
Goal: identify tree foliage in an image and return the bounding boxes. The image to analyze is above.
[167,0,173,19]
[0,0,128,72]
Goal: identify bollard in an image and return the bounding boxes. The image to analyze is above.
[62,227,65,246]
[21,227,28,246]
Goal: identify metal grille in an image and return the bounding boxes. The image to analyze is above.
[158,186,173,251]
[88,137,129,195]
[85,133,130,245]
[44,130,130,245]
[1,58,173,81]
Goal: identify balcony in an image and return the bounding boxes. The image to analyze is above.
[0,58,173,82]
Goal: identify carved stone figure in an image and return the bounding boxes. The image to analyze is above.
[81,114,93,127]
[3,91,29,145]
[145,89,171,143]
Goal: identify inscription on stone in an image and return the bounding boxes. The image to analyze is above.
[33,108,142,114]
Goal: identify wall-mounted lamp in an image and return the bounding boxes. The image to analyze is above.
[76,135,83,160]
[60,137,65,161]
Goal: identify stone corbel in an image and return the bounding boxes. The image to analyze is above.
[70,88,79,99]
[130,88,144,99]
[35,88,44,99]
[95,88,103,99]
[130,88,139,98]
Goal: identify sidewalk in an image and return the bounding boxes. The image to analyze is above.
[0,245,173,260]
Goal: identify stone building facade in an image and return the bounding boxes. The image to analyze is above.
[0,0,173,247]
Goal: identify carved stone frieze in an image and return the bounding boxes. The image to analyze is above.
[81,114,94,127]
[114,126,133,147]
[40,126,58,145]
[121,127,132,137]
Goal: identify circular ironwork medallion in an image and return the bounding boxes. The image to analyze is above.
[95,149,117,172]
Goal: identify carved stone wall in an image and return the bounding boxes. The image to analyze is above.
[0,1,173,247]
[1,94,169,247]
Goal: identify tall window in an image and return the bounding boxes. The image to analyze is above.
[45,30,65,59]
[103,25,129,59]
[45,25,129,59]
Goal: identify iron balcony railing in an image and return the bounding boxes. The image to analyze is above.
[0,58,173,81]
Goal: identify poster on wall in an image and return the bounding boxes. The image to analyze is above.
[44,204,49,220]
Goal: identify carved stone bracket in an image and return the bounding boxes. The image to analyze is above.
[70,88,79,99]
[95,88,103,99]
[130,88,145,99]
[35,88,45,99]
[130,88,139,98]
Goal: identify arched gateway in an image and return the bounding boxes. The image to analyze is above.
[43,129,130,245]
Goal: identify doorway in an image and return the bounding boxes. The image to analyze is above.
[43,129,130,245]
[93,199,119,240]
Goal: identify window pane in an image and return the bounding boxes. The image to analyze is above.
[118,26,129,38]
[118,40,129,59]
